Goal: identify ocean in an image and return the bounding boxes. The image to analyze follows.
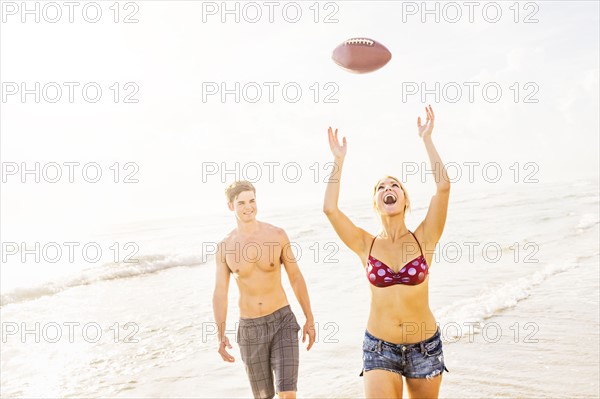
[1,178,598,398]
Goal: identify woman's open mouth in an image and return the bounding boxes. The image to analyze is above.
[383,193,397,205]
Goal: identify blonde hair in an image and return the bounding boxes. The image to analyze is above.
[373,176,411,214]
[225,180,256,203]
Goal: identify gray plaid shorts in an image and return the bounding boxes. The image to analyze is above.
[237,305,301,399]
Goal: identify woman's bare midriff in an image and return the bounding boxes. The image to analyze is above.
[366,278,438,344]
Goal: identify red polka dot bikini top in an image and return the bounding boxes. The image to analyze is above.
[366,230,429,287]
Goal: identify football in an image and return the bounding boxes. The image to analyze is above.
[331,38,392,74]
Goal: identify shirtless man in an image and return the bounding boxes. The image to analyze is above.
[212,180,316,399]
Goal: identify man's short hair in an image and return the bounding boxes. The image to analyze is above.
[225,181,256,203]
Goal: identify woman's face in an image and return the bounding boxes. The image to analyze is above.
[373,177,406,216]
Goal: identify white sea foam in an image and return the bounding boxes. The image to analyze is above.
[435,260,581,339]
[0,253,205,307]
[576,212,600,231]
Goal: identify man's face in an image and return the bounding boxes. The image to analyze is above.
[228,190,257,222]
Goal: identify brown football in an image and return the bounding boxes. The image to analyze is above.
[332,38,392,74]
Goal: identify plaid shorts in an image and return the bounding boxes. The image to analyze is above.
[237,305,301,399]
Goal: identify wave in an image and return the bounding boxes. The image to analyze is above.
[450,192,490,205]
[295,227,318,239]
[434,258,590,340]
[576,213,600,231]
[0,253,206,307]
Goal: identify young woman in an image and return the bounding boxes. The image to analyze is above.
[323,105,450,398]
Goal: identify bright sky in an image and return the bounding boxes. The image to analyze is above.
[1,1,598,234]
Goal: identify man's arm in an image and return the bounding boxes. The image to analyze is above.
[212,242,235,362]
[280,230,316,351]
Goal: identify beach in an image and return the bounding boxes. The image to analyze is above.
[2,0,599,397]
[1,178,598,398]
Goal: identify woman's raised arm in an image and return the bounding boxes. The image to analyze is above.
[323,127,371,258]
[417,105,451,245]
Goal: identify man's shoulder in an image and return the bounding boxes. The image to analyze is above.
[218,229,237,246]
[259,222,287,238]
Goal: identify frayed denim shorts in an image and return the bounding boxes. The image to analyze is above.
[360,328,449,379]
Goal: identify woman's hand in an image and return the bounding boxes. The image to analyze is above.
[327,127,347,160]
[417,104,435,139]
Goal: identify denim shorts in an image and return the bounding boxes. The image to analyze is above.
[360,328,449,379]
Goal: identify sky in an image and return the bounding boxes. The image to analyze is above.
[1,0,599,235]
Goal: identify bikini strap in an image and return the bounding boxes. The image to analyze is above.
[368,235,377,256]
[408,230,424,257]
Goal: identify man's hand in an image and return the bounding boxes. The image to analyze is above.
[218,336,235,362]
[302,321,316,351]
